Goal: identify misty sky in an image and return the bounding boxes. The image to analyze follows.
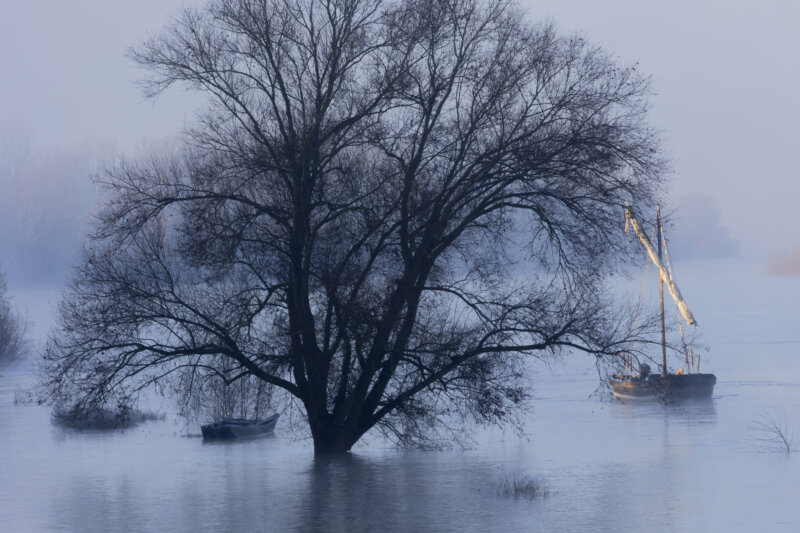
[1,0,798,285]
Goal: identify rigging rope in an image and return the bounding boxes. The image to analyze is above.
[660,218,698,372]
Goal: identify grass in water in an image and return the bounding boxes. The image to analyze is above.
[494,472,550,499]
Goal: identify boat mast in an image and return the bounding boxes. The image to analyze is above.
[657,207,667,377]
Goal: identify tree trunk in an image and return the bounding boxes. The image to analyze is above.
[307,401,361,454]
[311,427,359,454]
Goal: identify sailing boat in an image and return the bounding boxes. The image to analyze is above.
[609,206,716,401]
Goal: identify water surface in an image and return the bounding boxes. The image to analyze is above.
[2,259,798,532]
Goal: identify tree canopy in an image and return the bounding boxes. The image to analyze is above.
[43,0,664,453]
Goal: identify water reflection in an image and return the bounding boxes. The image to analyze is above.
[2,260,800,532]
[2,370,799,532]
[610,398,718,425]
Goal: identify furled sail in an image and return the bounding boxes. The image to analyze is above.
[625,207,697,326]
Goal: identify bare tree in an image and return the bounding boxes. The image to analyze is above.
[751,411,795,454]
[43,0,664,453]
[0,264,28,365]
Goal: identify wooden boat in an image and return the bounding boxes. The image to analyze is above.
[610,372,716,401]
[609,207,716,401]
[201,413,279,440]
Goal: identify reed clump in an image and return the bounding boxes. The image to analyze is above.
[52,402,164,430]
[494,472,550,499]
[750,411,795,454]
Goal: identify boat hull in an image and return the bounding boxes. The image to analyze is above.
[201,414,279,440]
[610,373,716,401]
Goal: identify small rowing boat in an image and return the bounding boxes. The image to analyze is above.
[201,413,279,440]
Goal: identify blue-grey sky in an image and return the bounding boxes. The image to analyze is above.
[530,0,800,258]
[0,0,196,148]
[1,0,798,286]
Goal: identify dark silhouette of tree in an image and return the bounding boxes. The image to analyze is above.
[43,0,664,453]
[0,264,28,365]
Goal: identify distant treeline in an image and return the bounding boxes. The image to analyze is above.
[0,140,99,286]
[768,250,800,276]
[665,194,739,260]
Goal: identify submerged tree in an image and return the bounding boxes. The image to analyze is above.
[43,0,664,453]
[0,264,28,365]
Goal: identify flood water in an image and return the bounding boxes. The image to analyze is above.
[1,259,799,532]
